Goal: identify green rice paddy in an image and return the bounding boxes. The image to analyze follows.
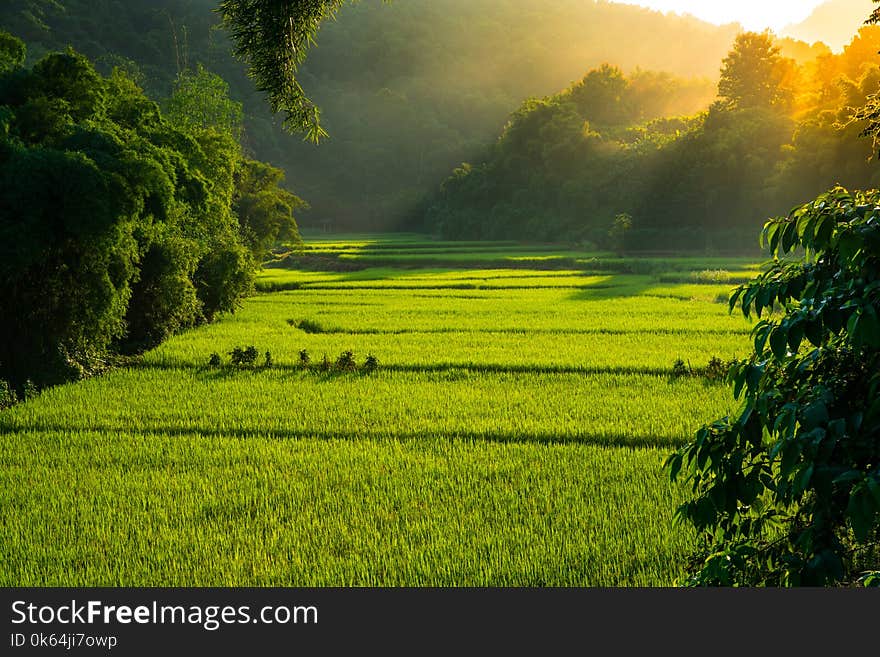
[0,236,762,586]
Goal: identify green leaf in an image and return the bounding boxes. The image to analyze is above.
[793,463,814,496]
[770,326,789,360]
[667,453,683,481]
[781,220,799,253]
[804,318,823,347]
[780,440,801,479]
[733,367,748,400]
[802,401,829,429]
[728,287,743,314]
[754,321,772,355]
[815,214,836,248]
[847,485,878,543]
[868,477,880,507]
[833,471,863,486]
[860,306,880,348]
[787,322,804,353]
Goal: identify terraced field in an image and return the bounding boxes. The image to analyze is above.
[0,237,761,586]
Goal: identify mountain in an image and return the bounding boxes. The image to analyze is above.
[783,0,874,51]
[2,0,745,230]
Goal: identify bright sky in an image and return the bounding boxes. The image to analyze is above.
[612,1,828,32]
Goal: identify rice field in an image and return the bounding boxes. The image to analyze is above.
[0,236,762,586]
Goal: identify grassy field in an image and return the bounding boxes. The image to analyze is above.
[0,236,762,586]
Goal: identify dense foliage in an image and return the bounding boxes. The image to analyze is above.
[0,0,740,230]
[666,187,880,586]
[415,30,880,251]
[0,33,301,390]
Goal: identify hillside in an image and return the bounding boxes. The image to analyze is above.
[1,0,738,229]
[413,28,880,250]
[783,0,874,51]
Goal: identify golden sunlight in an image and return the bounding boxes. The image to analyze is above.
[612,0,829,31]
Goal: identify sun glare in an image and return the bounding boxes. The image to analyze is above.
[612,0,828,32]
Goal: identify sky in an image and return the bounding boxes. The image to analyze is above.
[611,1,828,32]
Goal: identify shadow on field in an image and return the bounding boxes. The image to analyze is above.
[126,361,676,378]
[0,420,686,450]
[567,274,658,301]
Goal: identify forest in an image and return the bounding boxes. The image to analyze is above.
[415,28,880,249]
[1,0,739,229]
[0,30,302,391]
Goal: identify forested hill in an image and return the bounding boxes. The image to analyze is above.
[413,29,880,252]
[1,0,742,230]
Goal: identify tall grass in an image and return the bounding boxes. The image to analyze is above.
[0,237,759,586]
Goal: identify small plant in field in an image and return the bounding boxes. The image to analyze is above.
[691,269,731,284]
[22,380,39,400]
[229,346,259,367]
[672,358,690,379]
[0,379,18,409]
[208,353,222,368]
[320,353,331,372]
[264,351,273,368]
[363,354,379,373]
[704,356,730,381]
[299,349,311,368]
[336,350,357,372]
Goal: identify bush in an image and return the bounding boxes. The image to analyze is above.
[363,354,379,373]
[0,379,17,409]
[336,350,357,372]
[672,358,690,378]
[666,187,880,586]
[704,356,730,381]
[299,349,311,367]
[229,345,259,367]
[208,353,222,368]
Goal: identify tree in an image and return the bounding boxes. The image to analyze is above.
[233,158,306,261]
[718,31,793,112]
[608,212,632,253]
[568,64,634,127]
[666,188,880,586]
[218,0,356,141]
[165,64,244,139]
[0,30,26,72]
[0,39,262,385]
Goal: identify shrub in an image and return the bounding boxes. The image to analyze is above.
[672,358,690,378]
[299,349,311,368]
[336,350,357,372]
[208,353,222,368]
[264,350,273,368]
[22,380,39,400]
[692,269,730,284]
[363,354,379,373]
[666,187,880,586]
[229,345,259,367]
[704,356,730,381]
[0,379,17,409]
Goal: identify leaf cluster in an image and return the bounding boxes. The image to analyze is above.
[667,186,880,586]
[0,33,295,390]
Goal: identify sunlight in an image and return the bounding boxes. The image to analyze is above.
[612,0,827,31]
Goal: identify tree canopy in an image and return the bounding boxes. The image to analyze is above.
[414,28,880,251]
[0,31,302,389]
